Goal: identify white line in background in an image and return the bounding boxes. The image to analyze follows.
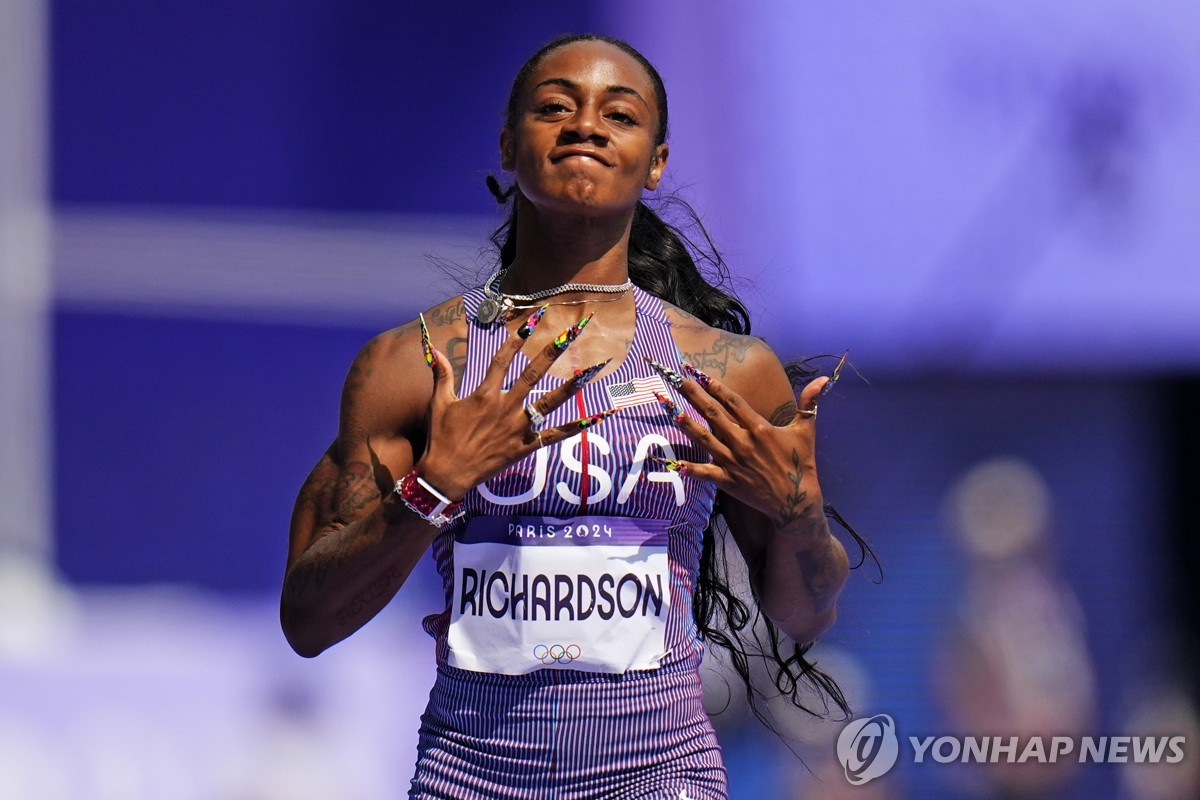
[0,0,52,566]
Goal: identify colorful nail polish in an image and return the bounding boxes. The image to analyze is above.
[650,455,686,473]
[682,362,712,389]
[576,407,619,430]
[571,358,612,390]
[653,392,684,422]
[643,356,685,388]
[517,305,548,339]
[419,312,435,367]
[821,350,849,396]
[552,312,595,352]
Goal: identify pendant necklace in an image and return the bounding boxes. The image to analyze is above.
[476,269,634,325]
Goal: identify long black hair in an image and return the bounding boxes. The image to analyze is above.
[490,33,877,731]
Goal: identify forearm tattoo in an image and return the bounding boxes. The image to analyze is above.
[334,563,407,627]
[795,547,838,617]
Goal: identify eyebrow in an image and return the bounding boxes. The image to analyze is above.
[532,78,649,109]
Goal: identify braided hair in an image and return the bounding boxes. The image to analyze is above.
[489,33,876,731]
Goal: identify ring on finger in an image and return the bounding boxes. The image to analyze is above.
[525,403,546,428]
[536,430,545,447]
[798,406,818,418]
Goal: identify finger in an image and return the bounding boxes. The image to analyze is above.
[644,359,744,440]
[647,456,730,489]
[795,376,830,422]
[475,305,551,395]
[530,358,611,417]
[418,314,458,405]
[653,392,735,463]
[507,312,594,402]
[822,350,850,396]
[536,406,620,448]
[675,373,759,439]
[428,345,458,404]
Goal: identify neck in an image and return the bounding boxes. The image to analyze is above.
[502,198,635,293]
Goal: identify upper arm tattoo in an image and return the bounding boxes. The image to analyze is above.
[447,336,468,390]
[340,337,379,420]
[426,301,465,328]
[679,331,755,379]
[330,460,383,528]
[295,448,340,517]
[768,401,798,427]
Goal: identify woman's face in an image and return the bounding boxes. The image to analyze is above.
[502,40,669,219]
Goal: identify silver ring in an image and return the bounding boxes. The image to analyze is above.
[535,430,545,447]
[524,403,546,428]
[798,406,818,418]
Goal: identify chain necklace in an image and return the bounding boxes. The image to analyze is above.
[476,269,634,325]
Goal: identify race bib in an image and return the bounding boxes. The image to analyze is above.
[446,515,672,675]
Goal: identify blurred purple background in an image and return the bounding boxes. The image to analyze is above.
[2,1,1197,798]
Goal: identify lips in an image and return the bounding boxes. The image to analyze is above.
[550,148,612,167]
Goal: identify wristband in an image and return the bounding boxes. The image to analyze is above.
[394,468,465,528]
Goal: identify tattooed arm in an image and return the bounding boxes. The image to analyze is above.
[280,301,458,658]
[282,294,605,655]
[673,317,849,645]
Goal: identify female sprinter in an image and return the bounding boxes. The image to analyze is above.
[281,34,853,800]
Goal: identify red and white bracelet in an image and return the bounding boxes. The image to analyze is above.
[394,468,465,528]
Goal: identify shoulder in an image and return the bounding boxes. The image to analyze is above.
[339,295,468,439]
[660,301,795,420]
[660,300,784,383]
[365,294,468,369]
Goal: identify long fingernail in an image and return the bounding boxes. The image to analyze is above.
[576,407,619,429]
[643,356,685,388]
[419,313,435,367]
[517,305,548,339]
[820,350,849,396]
[653,392,684,422]
[552,312,594,352]
[682,362,712,388]
[650,455,686,473]
[571,358,611,390]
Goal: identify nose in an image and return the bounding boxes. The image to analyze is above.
[561,102,605,143]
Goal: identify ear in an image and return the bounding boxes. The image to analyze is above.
[500,129,515,172]
[644,143,669,191]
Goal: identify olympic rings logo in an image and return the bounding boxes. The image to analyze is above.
[533,643,581,664]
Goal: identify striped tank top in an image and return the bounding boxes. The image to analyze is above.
[421,284,718,674]
[409,284,729,799]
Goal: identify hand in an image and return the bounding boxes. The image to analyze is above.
[659,370,831,530]
[416,311,615,500]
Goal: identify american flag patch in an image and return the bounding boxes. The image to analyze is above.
[606,373,670,409]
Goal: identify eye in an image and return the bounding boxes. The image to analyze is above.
[537,102,570,115]
[608,111,638,125]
